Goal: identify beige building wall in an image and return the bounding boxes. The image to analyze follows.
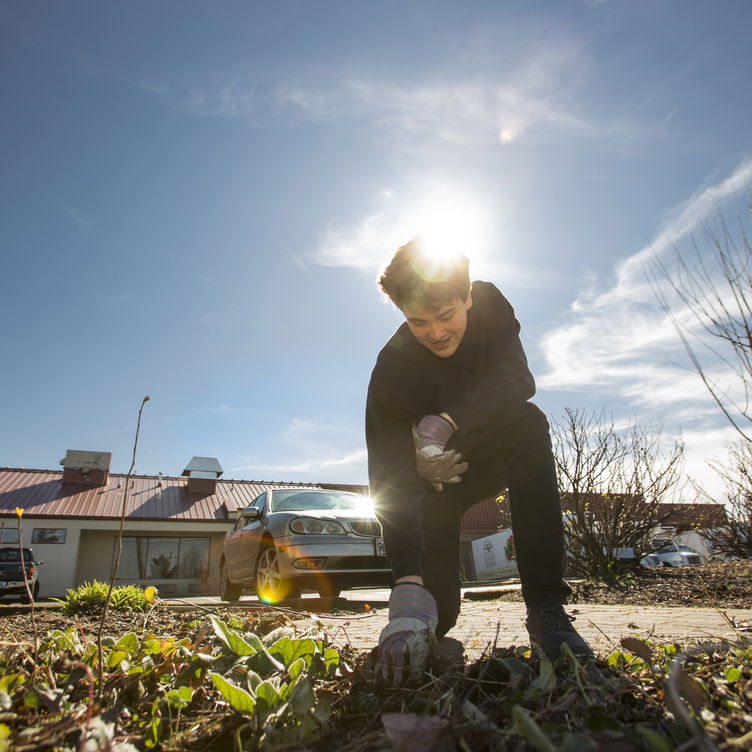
[74,529,227,596]
[19,518,230,599]
[24,526,82,599]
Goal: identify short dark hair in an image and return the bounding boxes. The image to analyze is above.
[378,236,470,311]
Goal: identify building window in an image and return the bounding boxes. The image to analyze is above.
[0,527,19,545]
[32,528,67,544]
[116,537,210,581]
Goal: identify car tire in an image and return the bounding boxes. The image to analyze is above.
[220,559,242,602]
[254,541,300,604]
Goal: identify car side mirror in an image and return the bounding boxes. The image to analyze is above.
[240,508,261,520]
[37,560,44,566]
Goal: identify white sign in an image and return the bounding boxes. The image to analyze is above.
[471,528,519,581]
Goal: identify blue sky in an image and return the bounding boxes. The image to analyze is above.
[2,1,751,499]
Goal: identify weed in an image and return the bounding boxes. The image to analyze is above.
[57,581,152,613]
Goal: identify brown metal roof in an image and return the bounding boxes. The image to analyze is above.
[655,502,728,529]
[0,468,324,523]
[0,467,506,534]
[461,496,506,533]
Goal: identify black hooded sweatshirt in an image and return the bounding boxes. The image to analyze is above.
[365,281,536,578]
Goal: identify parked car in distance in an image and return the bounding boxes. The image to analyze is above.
[640,553,662,567]
[0,547,42,601]
[220,488,392,606]
[677,543,707,563]
[651,540,703,567]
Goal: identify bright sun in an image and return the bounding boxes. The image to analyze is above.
[407,191,488,264]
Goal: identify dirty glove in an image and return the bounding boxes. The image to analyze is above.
[377,583,438,684]
[412,414,468,491]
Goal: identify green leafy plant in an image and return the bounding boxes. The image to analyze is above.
[56,581,152,613]
[206,616,337,747]
[0,598,750,751]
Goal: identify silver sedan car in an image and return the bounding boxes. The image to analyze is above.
[220,488,392,605]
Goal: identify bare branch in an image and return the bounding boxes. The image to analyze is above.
[646,195,752,441]
[96,395,150,689]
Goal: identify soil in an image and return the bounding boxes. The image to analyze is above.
[0,602,306,644]
[570,558,752,608]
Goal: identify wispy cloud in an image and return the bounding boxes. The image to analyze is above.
[211,404,247,416]
[65,208,92,232]
[281,418,350,440]
[240,448,368,476]
[609,157,752,301]
[538,156,752,445]
[310,212,394,272]
[159,41,639,152]
[230,417,367,483]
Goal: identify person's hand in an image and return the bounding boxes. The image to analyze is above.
[412,414,468,491]
[376,583,438,684]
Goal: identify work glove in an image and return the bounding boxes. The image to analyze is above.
[412,414,468,491]
[377,583,438,684]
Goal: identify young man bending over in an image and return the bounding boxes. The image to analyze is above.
[365,237,592,683]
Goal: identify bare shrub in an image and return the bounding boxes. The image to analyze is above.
[701,442,752,558]
[551,408,686,581]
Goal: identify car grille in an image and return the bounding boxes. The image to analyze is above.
[349,519,382,537]
[686,554,701,565]
[335,556,391,570]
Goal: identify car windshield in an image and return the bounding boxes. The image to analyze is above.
[0,548,32,562]
[270,490,373,514]
[657,543,678,553]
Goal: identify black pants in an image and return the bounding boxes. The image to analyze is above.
[420,402,571,638]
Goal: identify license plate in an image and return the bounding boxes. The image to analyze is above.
[374,538,387,557]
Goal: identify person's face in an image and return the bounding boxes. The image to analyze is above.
[402,292,473,358]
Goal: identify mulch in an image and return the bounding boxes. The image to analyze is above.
[481,559,752,609]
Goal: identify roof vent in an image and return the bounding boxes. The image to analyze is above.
[182,456,223,495]
[60,450,112,487]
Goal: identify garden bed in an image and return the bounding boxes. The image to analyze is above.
[0,561,750,751]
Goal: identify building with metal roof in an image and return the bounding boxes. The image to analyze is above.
[0,459,330,599]
[0,458,506,598]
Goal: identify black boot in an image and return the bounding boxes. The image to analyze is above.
[525,603,593,660]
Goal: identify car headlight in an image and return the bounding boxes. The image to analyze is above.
[289,517,346,535]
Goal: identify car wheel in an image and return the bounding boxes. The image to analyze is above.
[32,581,40,599]
[220,559,242,601]
[255,542,299,604]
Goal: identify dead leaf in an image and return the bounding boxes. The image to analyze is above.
[670,663,706,714]
[620,637,654,666]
